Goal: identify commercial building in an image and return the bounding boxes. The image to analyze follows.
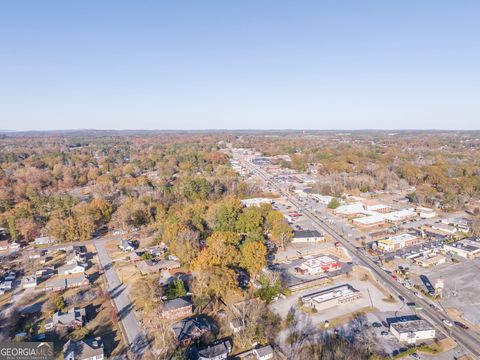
[389,318,436,344]
[377,233,420,252]
[440,217,471,233]
[334,202,365,216]
[353,215,385,228]
[291,230,324,243]
[417,207,437,219]
[432,223,458,235]
[443,238,480,259]
[415,254,446,267]
[241,198,274,207]
[301,284,361,308]
[383,209,418,224]
[296,256,341,275]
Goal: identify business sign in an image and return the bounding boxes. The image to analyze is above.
[0,342,53,360]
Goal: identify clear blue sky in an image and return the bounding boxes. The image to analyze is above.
[1,1,479,130]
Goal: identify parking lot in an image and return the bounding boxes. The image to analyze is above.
[421,257,480,327]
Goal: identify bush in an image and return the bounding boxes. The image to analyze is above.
[327,198,341,209]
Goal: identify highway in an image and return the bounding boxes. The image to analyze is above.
[241,157,480,359]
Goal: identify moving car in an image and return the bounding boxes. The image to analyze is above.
[454,321,469,330]
[442,319,453,327]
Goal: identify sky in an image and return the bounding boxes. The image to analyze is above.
[0,1,479,131]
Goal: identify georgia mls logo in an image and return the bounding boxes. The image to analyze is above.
[0,342,53,360]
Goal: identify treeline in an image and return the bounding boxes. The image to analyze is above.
[0,135,256,243]
[236,134,480,211]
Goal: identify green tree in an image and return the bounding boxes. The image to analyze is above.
[165,279,187,300]
[327,198,340,209]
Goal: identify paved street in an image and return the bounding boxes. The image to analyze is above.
[94,239,149,358]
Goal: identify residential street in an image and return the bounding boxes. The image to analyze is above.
[94,239,150,358]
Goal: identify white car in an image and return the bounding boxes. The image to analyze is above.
[442,319,453,327]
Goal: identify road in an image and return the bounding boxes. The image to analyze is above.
[94,239,150,359]
[240,156,480,359]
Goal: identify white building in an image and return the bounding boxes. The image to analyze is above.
[241,198,274,207]
[21,275,37,289]
[253,345,274,360]
[291,230,324,243]
[334,202,365,216]
[302,284,361,308]
[57,261,85,275]
[417,207,437,219]
[34,236,56,245]
[383,209,417,223]
[297,256,341,275]
[390,319,436,344]
[432,223,458,234]
[353,215,385,228]
[415,254,446,267]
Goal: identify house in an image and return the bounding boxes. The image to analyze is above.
[0,240,8,251]
[137,259,181,275]
[193,339,232,360]
[119,239,135,251]
[377,234,420,252]
[34,236,56,246]
[21,275,37,289]
[172,316,214,345]
[0,281,13,291]
[389,318,435,344]
[45,307,86,330]
[443,238,480,259]
[291,230,324,243]
[36,266,55,278]
[58,261,86,275]
[253,345,274,360]
[296,256,341,275]
[9,242,21,250]
[229,318,243,333]
[44,274,89,292]
[161,297,193,319]
[4,272,16,281]
[63,337,104,360]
